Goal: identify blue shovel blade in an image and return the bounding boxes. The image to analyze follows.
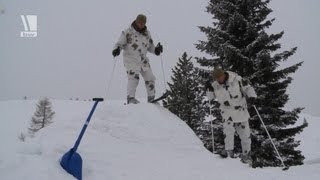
[60,148,82,180]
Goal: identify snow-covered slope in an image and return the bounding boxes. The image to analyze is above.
[0,100,319,180]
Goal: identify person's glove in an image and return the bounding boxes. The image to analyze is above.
[205,80,214,91]
[112,47,121,57]
[247,97,256,106]
[155,43,163,56]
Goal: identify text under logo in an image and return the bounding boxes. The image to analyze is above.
[20,15,37,38]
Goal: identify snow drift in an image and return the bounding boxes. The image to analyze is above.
[0,100,319,180]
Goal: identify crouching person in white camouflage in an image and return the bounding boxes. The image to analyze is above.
[112,14,163,104]
[206,68,257,164]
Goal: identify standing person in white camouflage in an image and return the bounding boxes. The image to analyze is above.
[112,14,163,104]
[205,68,257,164]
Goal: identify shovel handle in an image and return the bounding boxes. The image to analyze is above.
[72,99,102,151]
[92,98,104,102]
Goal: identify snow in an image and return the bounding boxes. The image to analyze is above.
[0,99,320,180]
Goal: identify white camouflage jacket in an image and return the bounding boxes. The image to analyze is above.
[206,71,257,122]
[114,23,156,72]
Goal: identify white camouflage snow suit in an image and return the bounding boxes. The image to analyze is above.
[114,22,157,99]
[206,71,257,154]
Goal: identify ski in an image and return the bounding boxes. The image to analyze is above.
[123,92,169,105]
[150,91,169,104]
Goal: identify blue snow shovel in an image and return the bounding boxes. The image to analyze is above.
[60,98,104,180]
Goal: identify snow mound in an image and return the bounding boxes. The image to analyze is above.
[0,100,320,180]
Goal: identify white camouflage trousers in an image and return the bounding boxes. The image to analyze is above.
[127,68,156,98]
[223,119,251,154]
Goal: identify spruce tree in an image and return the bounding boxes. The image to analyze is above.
[163,52,210,147]
[196,0,307,167]
[29,97,55,134]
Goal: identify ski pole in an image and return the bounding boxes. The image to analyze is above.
[160,54,167,90]
[106,57,117,99]
[253,105,288,170]
[153,34,167,91]
[209,107,215,152]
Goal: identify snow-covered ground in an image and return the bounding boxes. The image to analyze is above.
[0,100,319,180]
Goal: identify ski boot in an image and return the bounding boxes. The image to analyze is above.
[148,96,155,103]
[240,151,252,164]
[220,150,236,158]
[127,96,140,104]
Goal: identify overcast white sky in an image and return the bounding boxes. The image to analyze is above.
[0,0,319,116]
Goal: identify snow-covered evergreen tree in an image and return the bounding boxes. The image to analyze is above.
[29,98,55,134]
[163,52,210,146]
[18,133,26,142]
[196,0,307,167]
